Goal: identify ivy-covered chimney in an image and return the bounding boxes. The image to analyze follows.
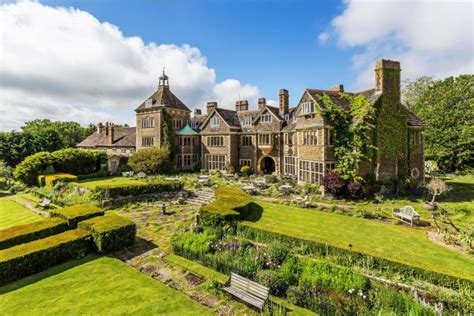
[375,59,401,103]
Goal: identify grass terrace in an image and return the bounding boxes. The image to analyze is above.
[75,176,147,189]
[0,197,42,230]
[0,256,213,315]
[243,200,474,282]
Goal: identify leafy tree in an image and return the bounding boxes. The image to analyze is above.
[128,146,173,174]
[401,76,434,109]
[411,75,474,172]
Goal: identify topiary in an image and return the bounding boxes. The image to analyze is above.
[240,165,251,175]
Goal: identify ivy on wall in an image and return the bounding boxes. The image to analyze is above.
[161,108,176,161]
[318,93,376,181]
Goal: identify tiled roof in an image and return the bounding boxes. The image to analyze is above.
[135,85,190,112]
[266,105,283,120]
[77,127,136,148]
[306,89,351,110]
[215,108,241,127]
[406,109,426,127]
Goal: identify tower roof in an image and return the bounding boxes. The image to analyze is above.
[176,122,199,135]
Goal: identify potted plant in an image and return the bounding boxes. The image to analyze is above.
[424,177,451,210]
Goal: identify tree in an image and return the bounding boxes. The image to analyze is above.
[426,178,451,205]
[401,76,434,109]
[411,75,474,172]
[128,147,173,174]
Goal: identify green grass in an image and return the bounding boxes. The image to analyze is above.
[75,176,146,189]
[0,256,213,315]
[244,200,474,282]
[0,198,42,230]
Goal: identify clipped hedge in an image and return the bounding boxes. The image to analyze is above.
[93,180,182,199]
[0,218,68,250]
[49,204,104,228]
[14,148,106,186]
[0,229,91,285]
[237,224,474,293]
[200,187,254,225]
[78,214,136,253]
[42,173,78,186]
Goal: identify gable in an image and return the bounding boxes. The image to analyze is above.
[200,110,230,131]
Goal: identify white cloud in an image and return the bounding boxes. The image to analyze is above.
[317,32,329,45]
[328,0,474,88]
[0,1,262,131]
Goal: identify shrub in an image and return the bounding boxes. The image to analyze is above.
[49,204,104,228]
[173,229,219,256]
[128,146,173,174]
[14,149,106,186]
[240,165,251,175]
[0,229,91,285]
[323,171,346,197]
[347,181,363,199]
[43,173,78,186]
[257,269,289,296]
[267,240,290,265]
[78,214,136,253]
[0,218,68,249]
[93,180,182,199]
[77,167,109,180]
[0,177,7,190]
[200,187,253,226]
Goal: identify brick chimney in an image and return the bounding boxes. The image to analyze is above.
[236,100,249,112]
[206,101,217,114]
[330,85,344,92]
[375,59,401,102]
[258,98,266,110]
[106,123,114,145]
[97,122,104,134]
[194,108,202,116]
[279,89,289,115]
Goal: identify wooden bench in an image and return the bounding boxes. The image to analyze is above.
[393,205,420,226]
[37,198,52,209]
[223,272,269,311]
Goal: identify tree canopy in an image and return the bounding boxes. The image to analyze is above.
[407,75,474,172]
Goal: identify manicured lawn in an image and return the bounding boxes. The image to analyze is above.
[0,197,42,230]
[0,256,213,315]
[244,201,474,282]
[75,176,146,189]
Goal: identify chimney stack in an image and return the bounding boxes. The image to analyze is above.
[206,101,218,114]
[236,100,249,112]
[258,98,266,110]
[279,89,289,115]
[194,108,202,116]
[97,122,104,134]
[106,123,114,145]
[375,59,401,102]
[330,85,344,92]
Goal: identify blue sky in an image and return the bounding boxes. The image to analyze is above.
[1,0,472,130]
[42,0,353,101]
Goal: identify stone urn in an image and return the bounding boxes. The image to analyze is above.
[423,202,437,210]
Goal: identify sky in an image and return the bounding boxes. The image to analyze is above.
[0,0,473,131]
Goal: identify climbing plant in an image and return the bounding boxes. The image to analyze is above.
[161,108,176,161]
[318,93,376,182]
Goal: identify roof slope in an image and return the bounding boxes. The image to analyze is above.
[215,108,241,127]
[176,123,199,135]
[77,127,136,148]
[135,86,190,112]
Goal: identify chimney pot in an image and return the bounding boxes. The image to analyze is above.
[236,100,249,111]
[258,98,266,110]
[206,101,218,114]
[194,108,202,116]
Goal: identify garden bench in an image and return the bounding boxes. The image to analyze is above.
[393,205,420,226]
[37,198,52,209]
[223,272,269,311]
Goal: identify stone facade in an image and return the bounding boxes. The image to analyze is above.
[78,60,426,184]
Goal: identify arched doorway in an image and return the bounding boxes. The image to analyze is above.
[260,156,276,174]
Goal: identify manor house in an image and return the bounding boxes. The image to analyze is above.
[77,59,425,185]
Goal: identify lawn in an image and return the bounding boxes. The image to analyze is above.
[0,256,213,315]
[243,200,474,282]
[75,176,146,189]
[0,197,42,230]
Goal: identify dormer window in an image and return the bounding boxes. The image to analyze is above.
[145,99,153,108]
[210,116,220,128]
[241,116,252,127]
[261,114,272,123]
[301,102,314,115]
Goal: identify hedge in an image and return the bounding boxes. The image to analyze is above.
[237,224,474,293]
[49,204,104,228]
[0,229,91,285]
[78,214,136,253]
[200,187,255,225]
[38,173,78,186]
[0,218,68,250]
[14,148,106,186]
[93,180,182,199]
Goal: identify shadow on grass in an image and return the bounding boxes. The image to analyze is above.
[438,181,474,203]
[113,236,158,261]
[243,202,263,222]
[0,254,99,295]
